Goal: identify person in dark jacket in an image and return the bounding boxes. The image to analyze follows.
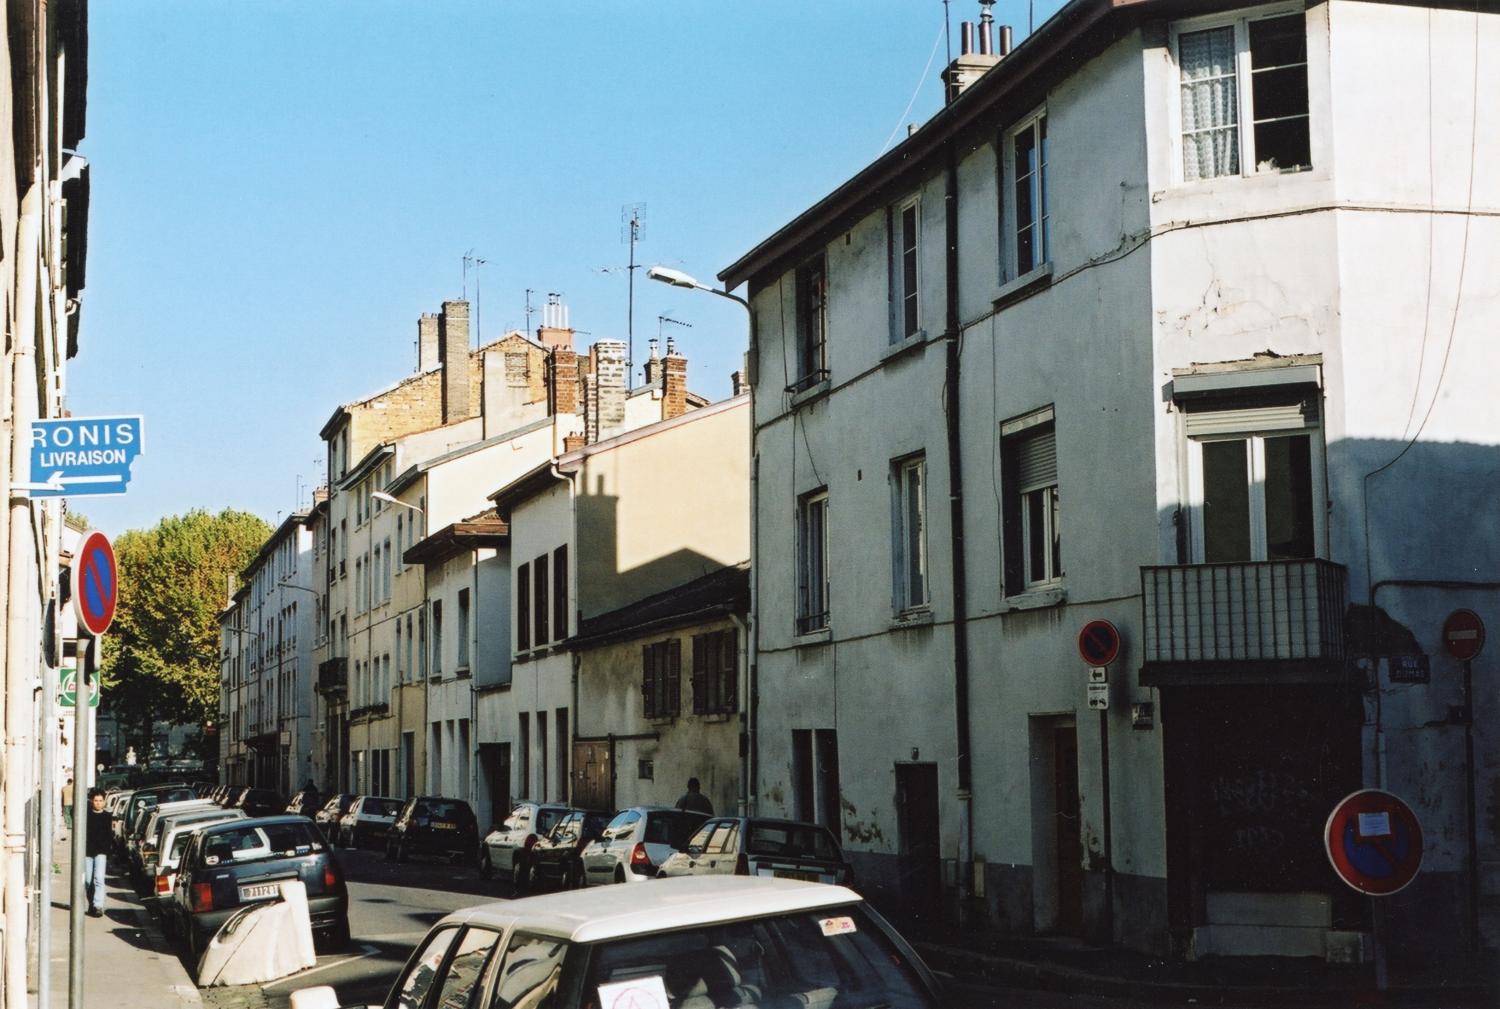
[674,777,714,816]
[83,789,111,917]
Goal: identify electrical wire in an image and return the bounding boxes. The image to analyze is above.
[1399,10,1438,442]
[877,17,946,157]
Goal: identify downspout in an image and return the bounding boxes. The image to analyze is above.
[730,612,750,815]
[470,545,480,812]
[942,139,975,923]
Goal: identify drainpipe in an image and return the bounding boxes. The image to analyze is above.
[942,140,976,923]
[729,612,750,815]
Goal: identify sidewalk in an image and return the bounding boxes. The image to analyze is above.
[908,923,1498,1008]
[30,833,200,1009]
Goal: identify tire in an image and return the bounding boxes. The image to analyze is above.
[384,839,397,862]
[478,850,493,880]
[394,840,408,863]
[510,857,529,895]
[614,866,626,885]
[565,861,583,890]
[321,916,351,951]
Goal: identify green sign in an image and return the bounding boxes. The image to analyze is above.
[58,667,99,709]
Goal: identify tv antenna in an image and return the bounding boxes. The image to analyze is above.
[463,250,487,345]
[525,288,536,338]
[657,315,693,341]
[621,202,646,388]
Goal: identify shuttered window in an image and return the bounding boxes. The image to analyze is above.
[642,639,681,719]
[1001,407,1061,593]
[1183,399,1313,437]
[691,630,737,715]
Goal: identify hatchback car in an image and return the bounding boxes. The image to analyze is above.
[131,798,219,882]
[529,810,614,891]
[121,785,196,854]
[385,796,478,863]
[168,815,348,959]
[291,876,943,1009]
[581,806,710,885]
[657,816,854,885]
[147,808,248,907]
[479,801,573,890]
[235,787,285,818]
[313,793,356,839]
[336,795,402,849]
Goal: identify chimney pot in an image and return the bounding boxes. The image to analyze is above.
[1000,24,1013,56]
[961,21,973,55]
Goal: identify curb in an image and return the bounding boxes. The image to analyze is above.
[913,941,1496,1008]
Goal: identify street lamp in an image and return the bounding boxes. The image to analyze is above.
[647,266,752,314]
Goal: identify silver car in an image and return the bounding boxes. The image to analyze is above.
[479,802,573,890]
[580,806,709,885]
[147,808,247,905]
[657,816,855,885]
[336,795,402,849]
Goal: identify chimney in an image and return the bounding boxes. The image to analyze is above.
[548,346,579,416]
[643,338,661,385]
[590,340,627,442]
[417,313,440,372]
[312,486,329,505]
[439,300,472,423]
[537,292,575,350]
[731,370,747,396]
[943,2,1004,104]
[563,433,586,454]
[662,348,688,420]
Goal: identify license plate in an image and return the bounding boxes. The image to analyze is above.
[238,882,282,901]
[773,870,818,882]
[432,822,456,830]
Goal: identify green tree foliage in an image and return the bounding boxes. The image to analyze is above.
[101,509,270,743]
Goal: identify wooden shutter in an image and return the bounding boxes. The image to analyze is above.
[722,631,738,714]
[667,640,682,717]
[691,634,708,715]
[641,644,655,718]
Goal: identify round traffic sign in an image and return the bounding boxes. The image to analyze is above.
[1078,619,1121,667]
[72,531,117,637]
[1324,789,1423,896]
[1442,609,1485,662]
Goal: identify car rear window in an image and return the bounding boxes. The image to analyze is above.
[643,812,706,848]
[747,823,841,861]
[199,821,322,867]
[416,800,472,821]
[536,808,565,835]
[366,798,402,816]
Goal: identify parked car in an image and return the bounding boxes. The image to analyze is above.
[191,781,216,798]
[131,798,218,881]
[235,787,285,818]
[218,785,248,809]
[290,876,944,1009]
[656,816,854,885]
[285,787,325,818]
[121,785,196,854]
[313,793,356,839]
[527,809,613,891]
[145,808,248,905]
[581,806,711,885]
[336,795,402,849]
[168,815,348,959]
[478,802,573,890]
[385,797,478,864]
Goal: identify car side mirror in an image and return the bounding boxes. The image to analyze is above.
[686,845,703,857]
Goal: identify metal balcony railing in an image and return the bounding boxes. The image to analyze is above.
[1140,558,1347,685]
[316,656,348,695]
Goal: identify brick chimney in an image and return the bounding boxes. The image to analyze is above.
[417,313,441,372]
[643,338,661,385]
[663,347,688,420]
[731,370,748,396]
[548,347,579,416]
[590,340,627,442]
[563,433,586,453]
[537,293,574,350]
[439,300,471,423]
[943,2,1006,104]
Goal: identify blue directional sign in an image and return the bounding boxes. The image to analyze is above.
[28,416,143,498]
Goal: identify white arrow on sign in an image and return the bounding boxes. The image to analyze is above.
[9,472,64,495]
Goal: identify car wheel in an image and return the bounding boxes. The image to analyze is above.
[478,850,493,880]
[614,866,626,885]
[566,862,583,890]
[321,917,351,951]
[395,840,408,863]
[511,857,529,895]
[384,839,397,862]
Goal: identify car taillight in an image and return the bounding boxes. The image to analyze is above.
[734,853,749,876]
[629,843,654,871]
[155,874,171,895]
[323,864,340,890]
[190,882,214,912]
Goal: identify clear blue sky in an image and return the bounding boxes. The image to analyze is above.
[71,0,1065,536]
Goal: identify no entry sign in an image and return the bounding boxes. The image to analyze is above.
[1077,619,1121,667]
[1442,609,1485,662]
[72,531,117,637]
[1324,789,1423,896]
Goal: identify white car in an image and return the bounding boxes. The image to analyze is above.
[290,876,945,1009]
[336,795,402,849]
[479,802,573,890]
[147,809,247,905]
[580,806,710,885]
[132,798,218,878]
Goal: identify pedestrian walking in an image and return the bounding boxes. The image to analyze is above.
[61,777,74,831]
[674,777,714,816]
[83,788,111,917]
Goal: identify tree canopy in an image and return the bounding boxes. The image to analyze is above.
[101,508,270,746]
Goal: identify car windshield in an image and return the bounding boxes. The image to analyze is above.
[199,821,322,867]
[747,823,841,861]
[644,812,705,848]
[582,905,935,1009]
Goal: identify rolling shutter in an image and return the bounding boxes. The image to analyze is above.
[1017,428,1057,493]
[1183,401,1314,437]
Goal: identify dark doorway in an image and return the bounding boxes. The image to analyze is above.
[1053,725,1084,935]
[895,762,941,921]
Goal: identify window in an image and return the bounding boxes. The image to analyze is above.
[1010,112,1049,274]
[404,614,414,683]
[518,713,530,800]
[792,729,843,832]
[491,932,567,1009]
[533,555,550,647]
[793,254,828,390]
[394,927,457,1009]
[891,455,928,611]
[395,515,403,567]
[516,561,531,652]
[431,600,443,677]
[892,198,920,341]
[1176,11,1309,181]
[642,639,682,719]
[429,927,501,1009]
[1184,396,1323,563]
[1002,408,1061,594]
[552,546,568,640]
[354,558,364,612]
[537,711,549,805]
[417,610,427,678]
[691,629,737,715]
[395,622,402,682]
[555,708,568,804]
[796,491,830,633]
[457,588,470,670]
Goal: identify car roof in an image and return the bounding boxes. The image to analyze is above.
[197,814,309,834]
[438,876,861,944]
[164,812,242,837]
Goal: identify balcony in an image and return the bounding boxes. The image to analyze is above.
[1140,559,1347,685]
[316,657,347,696]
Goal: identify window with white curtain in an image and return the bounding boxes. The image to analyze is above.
[1175,10,1309,181]
[891,454,928,612]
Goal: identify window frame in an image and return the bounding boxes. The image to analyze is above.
[641,639,682,720]
[796,489,830,634]
[1169,3,1310,184]
[1001,407,1062,596]
[792,252,830,391]
[890,195,922,344]
[515,561,531,653]
[456,587,470,672]
[890,453,928,613]
[1005,107,1050,279]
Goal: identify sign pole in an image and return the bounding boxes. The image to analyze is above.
[1462,657,1478,951]
[36,659,56,1009]
[1099,705,1114,943]
[67,640,91,1009]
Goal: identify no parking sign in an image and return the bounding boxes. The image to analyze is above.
[1324,789,1424,896]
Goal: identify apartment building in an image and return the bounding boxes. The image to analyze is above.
[723,0,1498,965]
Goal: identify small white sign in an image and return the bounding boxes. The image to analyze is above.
[818,915,858,936]
[1087,681,1109,710]
[596,976,670,1009]
[1357,812,1392,838]
[1088,666,1108,683]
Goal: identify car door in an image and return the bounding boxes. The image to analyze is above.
[584,811,634,882]
[701,820,739,875]
[671,820,719,877]
[491,806,527,871]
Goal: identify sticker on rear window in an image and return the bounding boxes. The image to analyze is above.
[596,975,670,1009]
[205,856,220,866]
[818,915,857,936]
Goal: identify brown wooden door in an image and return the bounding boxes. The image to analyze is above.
[1054,726,1084,934]
[571,740,612,811]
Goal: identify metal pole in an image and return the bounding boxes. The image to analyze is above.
[67,640,90,1009]
[1462,657,1479,951]
[37,658,55,1009]
[1100,705,1115,943]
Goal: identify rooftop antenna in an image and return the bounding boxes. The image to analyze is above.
[473,254,487,347]
[525,288,536,337]
[621,202,646,389]
[943,0,952,65]
[462,248,475,299]
[657,315,693,341]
